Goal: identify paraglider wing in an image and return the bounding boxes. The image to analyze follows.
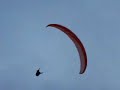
[46,24,87,74]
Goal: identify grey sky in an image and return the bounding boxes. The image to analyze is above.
[0,0,120,90]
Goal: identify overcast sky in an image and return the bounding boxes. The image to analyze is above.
[0,0,120,90]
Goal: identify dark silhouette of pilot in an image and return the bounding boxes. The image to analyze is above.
[36,68,43,76]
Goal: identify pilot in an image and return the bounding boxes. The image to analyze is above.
[36,68,43,76]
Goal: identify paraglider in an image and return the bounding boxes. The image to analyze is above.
[36,68,43,76]
[46,24,87,74]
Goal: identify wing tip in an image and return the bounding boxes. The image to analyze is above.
[79,70,86,74]
[46,25,49,27]
[46,24,53,27]
[79,72,83,74]
[46,24,59,28]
